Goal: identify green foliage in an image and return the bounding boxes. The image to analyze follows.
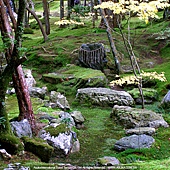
[0,116,6,129]
[69,5,90,22]
[24,28,34,34]
[44,123,68,137]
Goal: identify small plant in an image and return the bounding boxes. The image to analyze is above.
[110,71,167,87]
[0,116,6,128]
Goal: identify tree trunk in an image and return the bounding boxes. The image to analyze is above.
[98,0,120,74]
[60,0,64,20]
[12,66,37,133]
[0,0,24,154]
[26,6,48,42]
[99,0,120,29]
[43,0,50,35]
[0,0,37,135]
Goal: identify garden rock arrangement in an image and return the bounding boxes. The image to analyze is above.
[114,134,155,151]
[76,87,134,107]
[111,105,169,128]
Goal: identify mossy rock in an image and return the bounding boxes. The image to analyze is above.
[21,136,54,163]
[0,133,24,154]
[42,65,108,96]
[44,123,68,137]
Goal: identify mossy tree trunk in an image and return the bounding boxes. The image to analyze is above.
[0,0,36,143]
[0,0,26,154]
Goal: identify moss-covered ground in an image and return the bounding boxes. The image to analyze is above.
[0,1,170,169]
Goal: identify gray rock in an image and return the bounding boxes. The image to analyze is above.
[60,112,75,128]
[50,91,70,110]
[0,149,11,161]
[76,88,134,107]
[125,127,156,136]
[29,86,47,99]
[111,105,169,128]
[70,111,85,123]
[114,134,155,151]
[39,126,78,156]
[10,119,32,138]
[4,163,29,170]
[24,69,36,88]
[161,90,170,108]
[71,139,80,153]
[96,156,120,166]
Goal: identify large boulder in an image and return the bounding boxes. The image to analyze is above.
[111,105,169,128]
[21,136,54,163]
[10,119,32,138]
[42,65,108,94]
[114,134,155,151]
[76,88,134,107]
[38,123,79,157]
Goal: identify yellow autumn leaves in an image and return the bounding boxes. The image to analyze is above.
[110,71,167,87]
[54,19,84,26]
[94,0,170,24]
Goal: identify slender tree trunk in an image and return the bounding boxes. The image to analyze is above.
[43,0,50,35]
[60,0,64,20]
[98,0,120,74]
[26,6,48,42]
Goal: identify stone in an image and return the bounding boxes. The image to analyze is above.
[4,163,29,170]
[0,149,11,161]
[76,87,134,107]
[111,105,169,128]
[29,86,47,99]
[23,69,36,88]
[114,134,155,151]
[39,123,79,157]
[21,136,54,163]
[96,156,120,166]
[42,65,108,90]
[60,112,75,128]
[161,90,170,108]
[10,119,32,138]
[70,111,85,123]
[50,91,70,110]
[125,127,156,136]
[71,139,80,153]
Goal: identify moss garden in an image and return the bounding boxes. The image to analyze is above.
[0,1,170,170]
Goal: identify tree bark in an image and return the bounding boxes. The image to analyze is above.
[12,66,36,131]
[0,0,37,135]
[98,0,120,74]
[60,0,64,20]
[43,0,50,35]
[26,6,48,42]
